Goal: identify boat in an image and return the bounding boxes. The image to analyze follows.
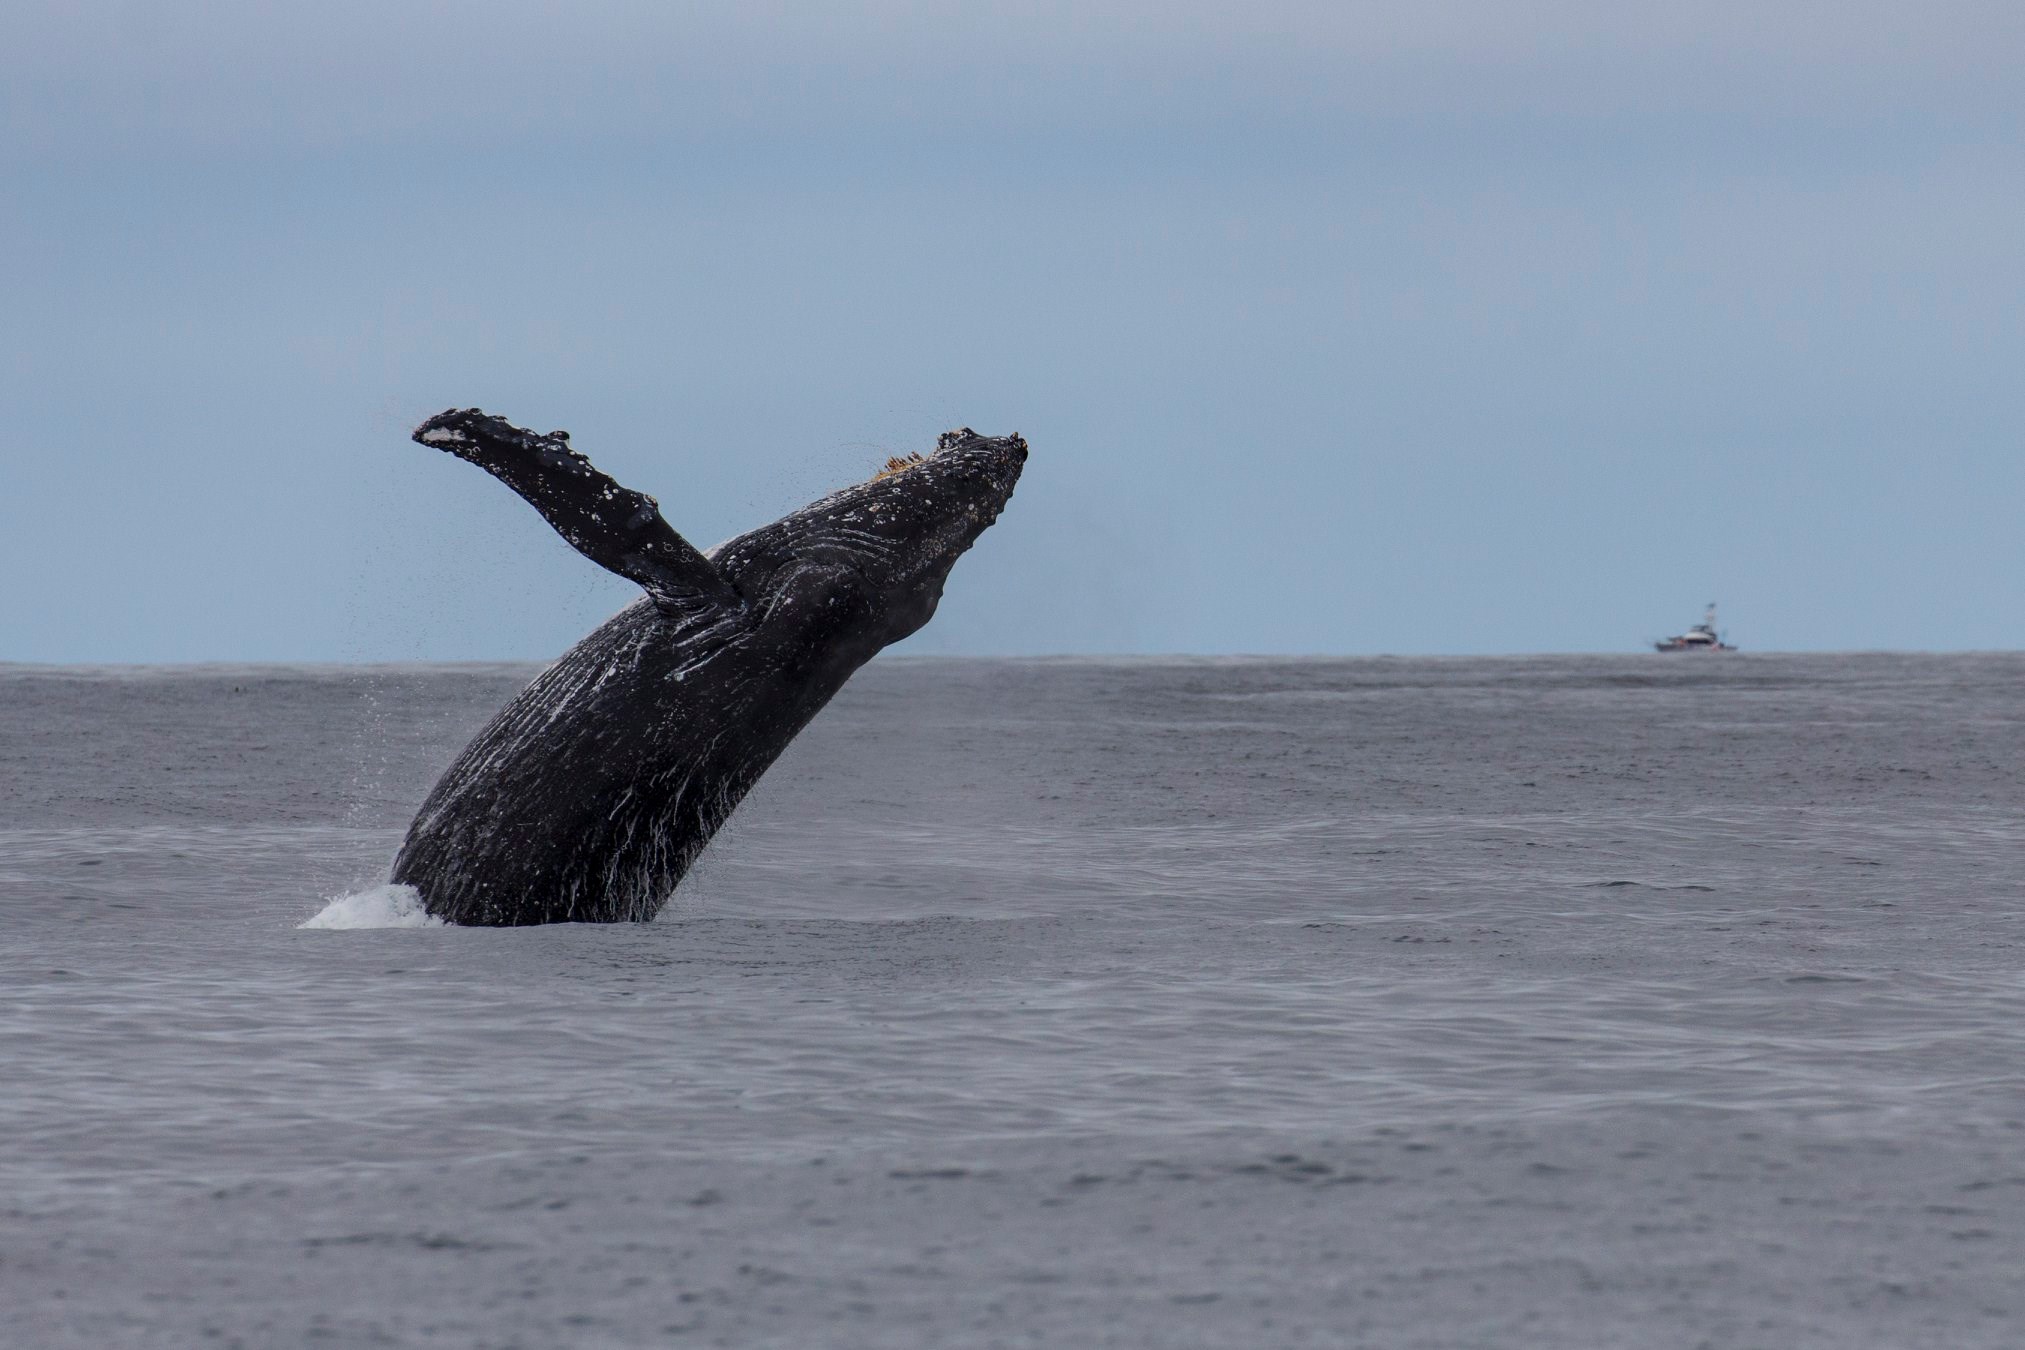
[1654,603,1735,653]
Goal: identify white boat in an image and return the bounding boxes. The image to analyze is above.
[1654,603,1735,653]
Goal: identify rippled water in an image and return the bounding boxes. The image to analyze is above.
[6,654,2024,1347]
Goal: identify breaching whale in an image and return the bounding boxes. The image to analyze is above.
[390,408,1027,925]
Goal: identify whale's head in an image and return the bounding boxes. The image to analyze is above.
[714,429,1027,651]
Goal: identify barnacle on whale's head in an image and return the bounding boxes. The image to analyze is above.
[872,451,927,482]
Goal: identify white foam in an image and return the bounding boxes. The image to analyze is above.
[300,883,445,930]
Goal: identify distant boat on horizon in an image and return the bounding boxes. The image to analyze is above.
[1654,603,1736,653]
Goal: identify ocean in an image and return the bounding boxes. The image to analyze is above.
[4,653,2023,1347]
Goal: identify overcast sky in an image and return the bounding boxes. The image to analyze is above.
[4,1,2020,660]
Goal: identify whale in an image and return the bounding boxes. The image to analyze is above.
[389,408,1027,925]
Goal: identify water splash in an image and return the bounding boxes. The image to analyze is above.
[300,883,444,930]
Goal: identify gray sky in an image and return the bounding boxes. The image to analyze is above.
[4,1,2020,660]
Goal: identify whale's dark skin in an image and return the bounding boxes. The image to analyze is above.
[390,409,1027,925]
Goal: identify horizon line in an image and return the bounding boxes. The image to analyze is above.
[4,647,2021,674]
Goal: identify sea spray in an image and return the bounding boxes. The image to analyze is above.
[300,883,444,929]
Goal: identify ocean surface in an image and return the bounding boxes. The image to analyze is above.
[5,653,2024,1347]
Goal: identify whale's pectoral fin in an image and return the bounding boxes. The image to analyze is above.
[414,409,739,615]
